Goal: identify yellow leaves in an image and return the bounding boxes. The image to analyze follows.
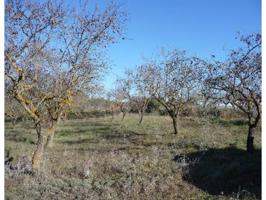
[5,52,25,80]
[15,93,39,121]
[62,98,71,105]
[60,90,74,106]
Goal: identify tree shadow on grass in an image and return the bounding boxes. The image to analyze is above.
[212,119,248,127]
[59,123,153,148]
[175,147,261,198]
[61,120,120,129]
[61,138,100,145]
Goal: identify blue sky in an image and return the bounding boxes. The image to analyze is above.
[97,0,261,90]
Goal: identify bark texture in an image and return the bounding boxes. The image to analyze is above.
[32,123,45,172]
[247,125,256,153]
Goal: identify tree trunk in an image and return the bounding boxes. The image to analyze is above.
[139,110,144,124]
[45,118,60,148]
[45,125,56,148]
[171,115,178,134]
[247,125,256,153]
[122,111,126,121]
[11,117,17,127]
[32,123,45,172]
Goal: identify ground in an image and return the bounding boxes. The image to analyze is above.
[5,114,261,200]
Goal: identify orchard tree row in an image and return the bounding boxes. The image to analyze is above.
[112,34,261,154]
[5,0,261,173]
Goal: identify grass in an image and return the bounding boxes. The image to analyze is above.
[5,114,261,199]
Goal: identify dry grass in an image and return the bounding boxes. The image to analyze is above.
[5,114,261,199]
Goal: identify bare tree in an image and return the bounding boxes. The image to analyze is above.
[5,0,126,171]
[129,66,152,124]
[204,33,261,153]
[136,50,205,134]
[106,92,119,120]
[112,69,150,124]
[5,87,25,127]
[111,78,132,121]
[129,96,149,124]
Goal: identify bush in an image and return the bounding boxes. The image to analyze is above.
[146,99,160,113]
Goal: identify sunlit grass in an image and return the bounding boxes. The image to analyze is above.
[5,114,261,200]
